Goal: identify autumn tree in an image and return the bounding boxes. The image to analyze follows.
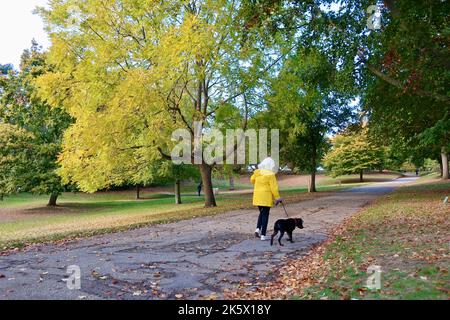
[37,0,272,207]
[323,127,385,182]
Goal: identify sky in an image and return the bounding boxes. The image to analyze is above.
[0,0,50,69]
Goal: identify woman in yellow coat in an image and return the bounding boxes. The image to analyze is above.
[251,157,283,241]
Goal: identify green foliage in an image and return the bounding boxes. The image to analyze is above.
[0,42,72,202]
[419,113,450,153]
[268,48,356,177]
[422,159,440,173]
[0,124,35,199]
[150,162,200,185]
[362,1,450,163]
[244,0,450,168]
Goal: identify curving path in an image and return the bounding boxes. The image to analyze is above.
[0,177,417,300]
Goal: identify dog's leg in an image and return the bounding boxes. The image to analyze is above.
[288,231,294,243]
[270,228,278,246]
[278,231,285,246]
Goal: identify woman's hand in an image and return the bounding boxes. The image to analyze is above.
[275,198,284,205]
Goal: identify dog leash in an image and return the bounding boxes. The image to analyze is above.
[280,201,289,218]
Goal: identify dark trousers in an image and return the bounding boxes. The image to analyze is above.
[257,206,270,236]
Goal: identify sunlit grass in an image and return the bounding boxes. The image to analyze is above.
[0,173,406,250]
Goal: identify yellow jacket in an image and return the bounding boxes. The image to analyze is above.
[251,169,280,207]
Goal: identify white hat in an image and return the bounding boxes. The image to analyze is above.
[258,157,277,173]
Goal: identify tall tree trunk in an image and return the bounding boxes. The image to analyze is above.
[442,147,449,180]
[175,180,182,204]
[136,185,141,200]
[48,193,58,207]
[309,148,317,193]
[199,163,217,207]
[360,170,364,182]
[309,170,317,193]
[229,175,235,191]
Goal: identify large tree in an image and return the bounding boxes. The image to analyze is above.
[0,42,72,206]
[268,48,356,192]
[363,0,450,179]
[242,1,450,177]
[37,0,273,207]
[323,127,385,182]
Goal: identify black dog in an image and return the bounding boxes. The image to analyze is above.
[271,218,304,246]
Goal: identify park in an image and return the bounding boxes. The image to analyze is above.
[0,0,449,303]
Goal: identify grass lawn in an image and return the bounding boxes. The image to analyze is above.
[304,178,449,300]
[0,172,402,252]
[0,181,366,251]
[262,175,449,300]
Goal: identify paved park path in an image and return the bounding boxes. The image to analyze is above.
[0,177,417,300]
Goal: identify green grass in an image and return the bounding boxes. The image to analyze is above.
[0,173,402,251]
[295,177,450,300]
[0,193,231,246]
[0,189,178,208]
[0,187,333,251]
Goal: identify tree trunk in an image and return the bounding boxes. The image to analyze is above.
[136,185,141,200]
[309,148,317,193]
[175,180,182,204]
[48,193,58,207]
[442,147,449,180]
[229,175,235,191]
[199,163,217,207]
[360,170,364,182]
[309,170,317,193]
